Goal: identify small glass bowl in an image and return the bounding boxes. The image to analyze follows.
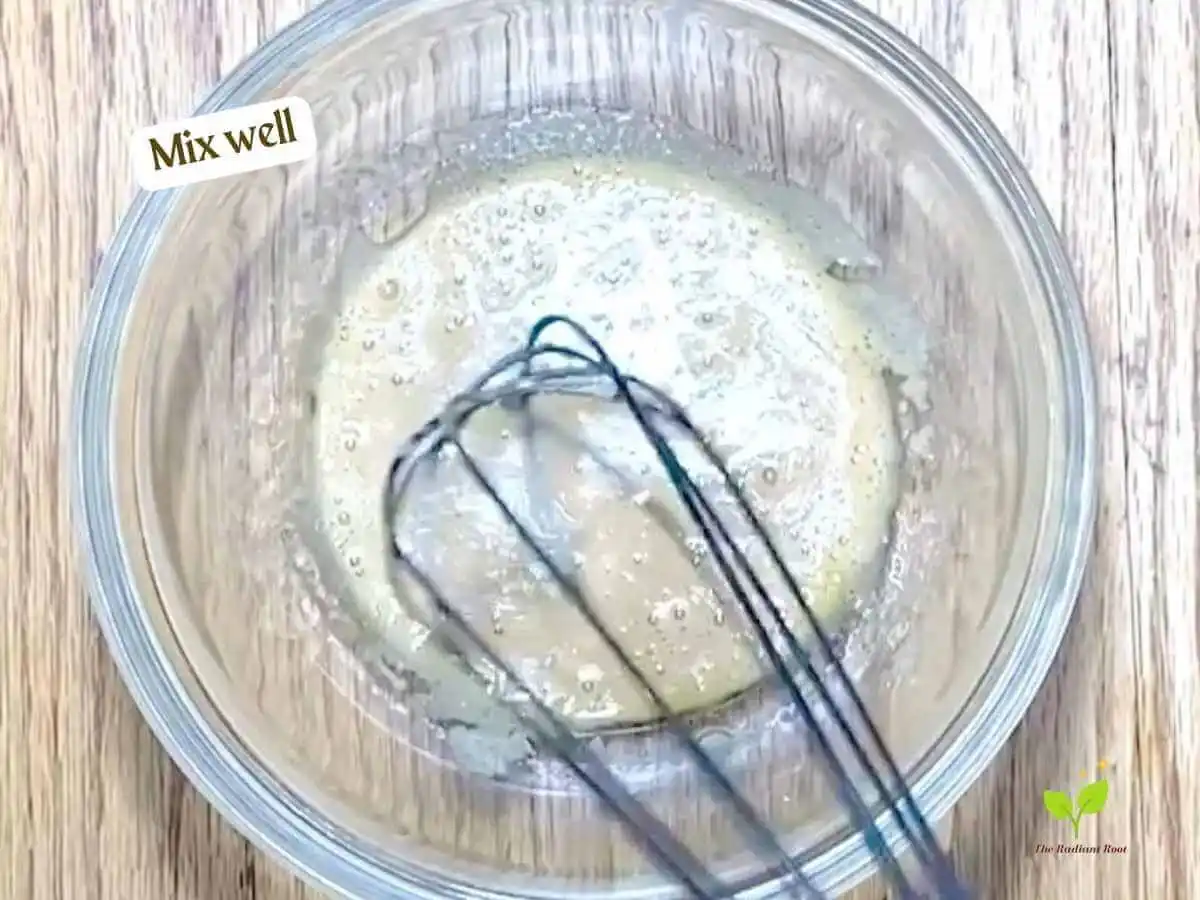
[71,0,1096,897]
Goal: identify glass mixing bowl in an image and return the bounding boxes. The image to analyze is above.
[71,0,1097,896]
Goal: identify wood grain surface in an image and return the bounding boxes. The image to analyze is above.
[1,0,1196,898]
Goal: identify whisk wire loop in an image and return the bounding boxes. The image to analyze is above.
[381,315,970,899]
[387,379,819,896]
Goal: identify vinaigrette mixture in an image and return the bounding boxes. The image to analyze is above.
[314,156,901,731]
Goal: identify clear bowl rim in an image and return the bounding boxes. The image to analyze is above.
[69,0,1099,896]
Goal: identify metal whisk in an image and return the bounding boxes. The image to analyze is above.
[381,314,971,899]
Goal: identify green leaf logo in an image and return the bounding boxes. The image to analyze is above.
[1077,779,1109,816]
[1043,790,1074,821]
[1043,778,1109,837]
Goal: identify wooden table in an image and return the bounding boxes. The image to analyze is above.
[1,0,1195,897]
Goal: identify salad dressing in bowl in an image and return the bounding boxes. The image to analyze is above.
[315,158,902,731]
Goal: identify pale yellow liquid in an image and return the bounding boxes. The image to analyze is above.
[315,159,899,730]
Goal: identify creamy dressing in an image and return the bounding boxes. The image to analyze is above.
[314,158,900,731]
